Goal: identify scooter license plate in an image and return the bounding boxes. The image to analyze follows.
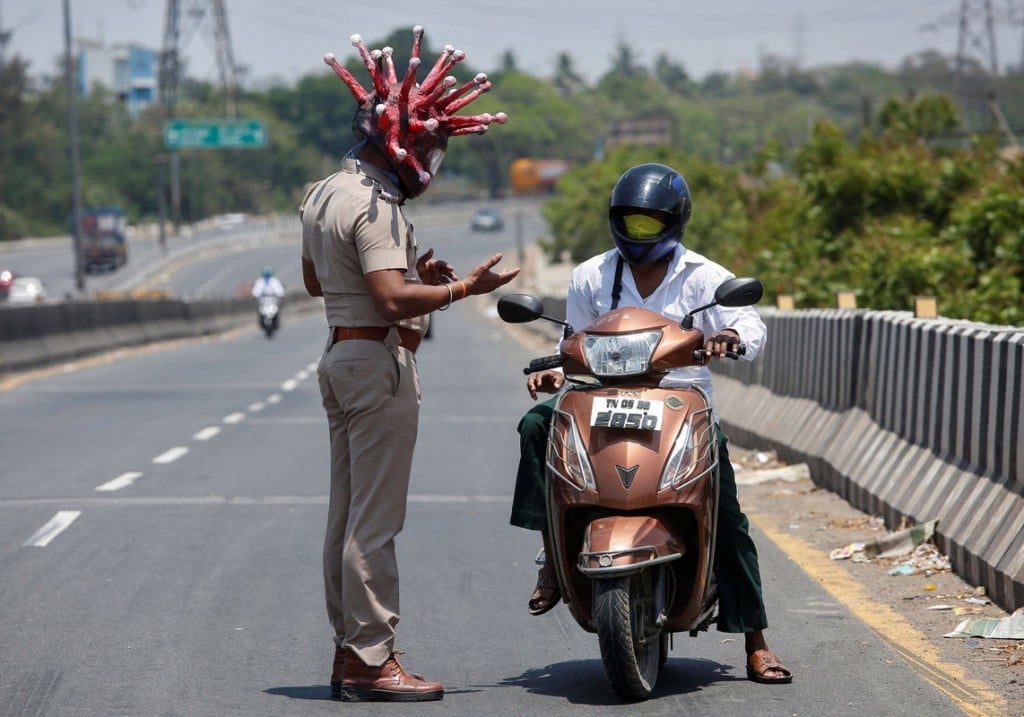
[590,398,664,431]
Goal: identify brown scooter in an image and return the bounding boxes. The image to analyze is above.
[498,277,763,702]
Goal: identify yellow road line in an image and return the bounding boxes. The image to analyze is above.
[748,513,1006,717]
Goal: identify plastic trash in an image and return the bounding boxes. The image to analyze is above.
[944,608,1024,639]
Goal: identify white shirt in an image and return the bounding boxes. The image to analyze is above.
[564,246,766,414]
[252,276,285,297]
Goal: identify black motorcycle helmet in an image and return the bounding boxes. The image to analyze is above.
[608,163,692,265]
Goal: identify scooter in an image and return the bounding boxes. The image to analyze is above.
[258,294,280,338]
[498,277,763,702]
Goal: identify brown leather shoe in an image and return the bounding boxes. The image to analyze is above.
[339,651,443,702]
[330,644,425,698]
[330,646,346,699]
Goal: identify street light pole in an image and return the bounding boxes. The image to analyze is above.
[63,0,85,294]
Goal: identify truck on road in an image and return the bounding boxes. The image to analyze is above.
[75,207,128,274]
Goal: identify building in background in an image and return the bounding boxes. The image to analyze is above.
[77,39,158,119]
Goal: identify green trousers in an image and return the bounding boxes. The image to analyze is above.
[510,396,768,634]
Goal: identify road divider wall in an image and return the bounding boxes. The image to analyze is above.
[0,291,318,375]
[711,308,1024,611]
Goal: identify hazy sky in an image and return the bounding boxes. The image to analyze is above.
[3,0,1022,85]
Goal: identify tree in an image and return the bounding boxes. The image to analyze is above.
[552,52,586,98]
[654,53,691,95]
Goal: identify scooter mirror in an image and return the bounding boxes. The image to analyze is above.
[497,293,545,323]
[715,277,764,307]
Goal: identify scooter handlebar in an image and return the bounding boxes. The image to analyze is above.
[693,343,746,362]
[524,355,564,375]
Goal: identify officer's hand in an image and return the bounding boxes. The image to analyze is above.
[527,370,564,400]
[416,248,456,286]
[704,330,742,359]
[463,253,521,296]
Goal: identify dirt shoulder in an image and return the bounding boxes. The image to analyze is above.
[735,450,1023,717]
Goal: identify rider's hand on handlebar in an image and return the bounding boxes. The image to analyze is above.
[704,330,742,360]
[527,370,564,400]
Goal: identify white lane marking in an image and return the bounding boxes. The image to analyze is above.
[223,412,246,424]
[307,362,317,372]
[194,426,221,441]
[24,511,81,547]
[247,402,265,413]
[153,447,189,464]
[266,394,282,405]
[281,379,298,391]
[296,370,310,381]
[95,472,143,492]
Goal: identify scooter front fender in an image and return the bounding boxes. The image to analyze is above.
[578,515,685,577]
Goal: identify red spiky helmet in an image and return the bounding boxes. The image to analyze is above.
[324,25,508,197]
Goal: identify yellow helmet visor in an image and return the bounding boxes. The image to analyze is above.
[623,213,665,240]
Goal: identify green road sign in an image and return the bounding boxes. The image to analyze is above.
[164,119,267,149]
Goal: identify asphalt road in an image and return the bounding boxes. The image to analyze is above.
[0,209,982,716]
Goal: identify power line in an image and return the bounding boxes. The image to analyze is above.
[160,0,238,117]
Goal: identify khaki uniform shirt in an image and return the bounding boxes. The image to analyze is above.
[300,158,427,336]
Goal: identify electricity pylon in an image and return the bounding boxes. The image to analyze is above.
[160,0,239,118]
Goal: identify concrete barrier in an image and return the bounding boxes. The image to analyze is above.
[712,308,1024,611]
[0,291,318,375]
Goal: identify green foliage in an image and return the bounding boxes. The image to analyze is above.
[1,30,1022,325]
[543,94,1022,324]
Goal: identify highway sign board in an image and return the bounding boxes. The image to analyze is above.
[164,119,267,149]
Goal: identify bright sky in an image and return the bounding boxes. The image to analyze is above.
[3,0,1023,86]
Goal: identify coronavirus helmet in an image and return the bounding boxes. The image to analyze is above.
[609,163,692,265]
[324,25,508,198]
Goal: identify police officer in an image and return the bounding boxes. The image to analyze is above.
[300,27,518,702]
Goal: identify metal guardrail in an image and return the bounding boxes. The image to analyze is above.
[712,308,1024,611]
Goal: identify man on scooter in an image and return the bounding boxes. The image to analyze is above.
[509,162,793,685]
[252,266,285,299]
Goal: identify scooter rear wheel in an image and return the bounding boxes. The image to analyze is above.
[593,573,666,701]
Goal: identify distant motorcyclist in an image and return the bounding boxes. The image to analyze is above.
[253,266,285,336]
[252,266,285,298]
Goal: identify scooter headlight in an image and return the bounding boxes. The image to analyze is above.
[547,412,596,492]
[659,406,715,491]
[583,331,662,377]
[659,419,694,491]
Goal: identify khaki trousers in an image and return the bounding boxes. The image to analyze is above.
[317,335,420,667]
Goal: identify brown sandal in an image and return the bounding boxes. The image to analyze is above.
[528,565,561,616]
[746,649,793,684]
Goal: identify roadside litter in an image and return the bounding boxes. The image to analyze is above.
[944,608,1024,639]
[829,519,943,568]
[733,449,811,485]
[735,463,811,485]
[885,543,952,576]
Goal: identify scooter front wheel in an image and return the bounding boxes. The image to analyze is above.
[593,573,666,702]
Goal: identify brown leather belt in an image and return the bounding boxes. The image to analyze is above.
[330,326,422,354]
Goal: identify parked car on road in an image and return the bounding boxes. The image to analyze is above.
[470,208,504,232]
[6,277,47,305]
